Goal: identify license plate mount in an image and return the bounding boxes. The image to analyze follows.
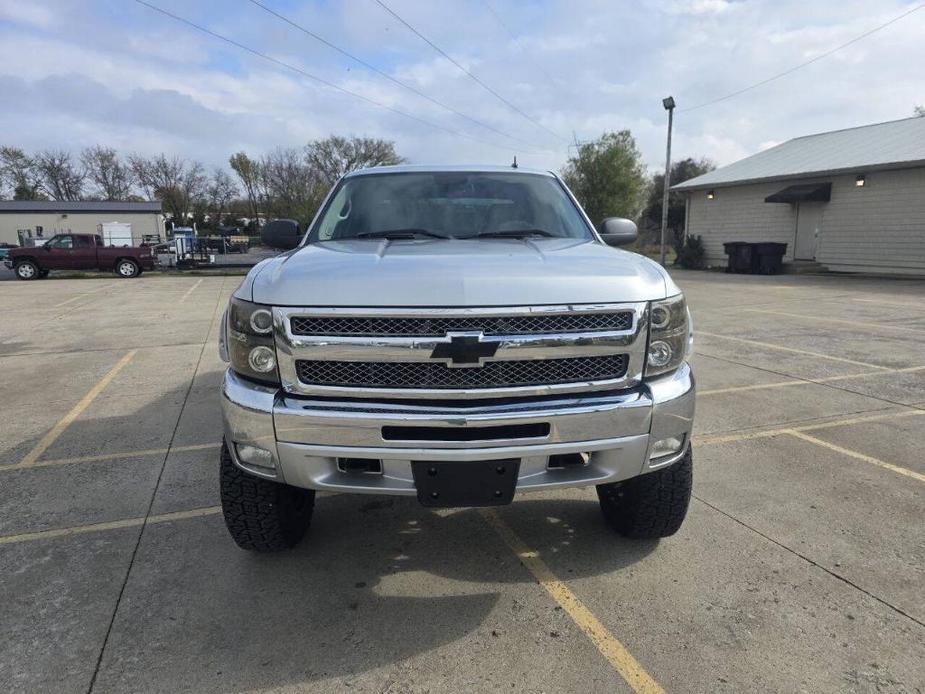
[411,459,520,508]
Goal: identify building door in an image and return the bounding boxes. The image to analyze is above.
[794,202,823,260]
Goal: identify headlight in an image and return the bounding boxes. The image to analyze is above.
[227,297,280,385]
[646,293,691,377]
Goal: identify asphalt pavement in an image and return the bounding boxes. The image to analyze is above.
[1,269,923,693]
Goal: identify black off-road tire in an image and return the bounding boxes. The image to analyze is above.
[15,260,40,280]
[219,441,315,552]
[596,449,692,539]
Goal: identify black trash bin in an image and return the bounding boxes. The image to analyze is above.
[723,242,753,273]
[751,242,788,275]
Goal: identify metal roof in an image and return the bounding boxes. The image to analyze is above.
[346,164,554,177]
[0,200,162,213]
[673,116,925,190]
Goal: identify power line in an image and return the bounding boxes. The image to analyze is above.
[373,0,568,143]
[481,0,578,140]
[133,0,547,156]
[481,0,559,89]
[246,0,547,151]
[682,2,925,112]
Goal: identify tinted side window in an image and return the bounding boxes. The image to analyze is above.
[47,235,74,249]
[75,236,93,248]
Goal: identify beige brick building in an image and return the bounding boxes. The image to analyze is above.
[0,201,163,247]
[673,117,925,275]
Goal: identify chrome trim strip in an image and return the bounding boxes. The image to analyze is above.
[274,388,652,449]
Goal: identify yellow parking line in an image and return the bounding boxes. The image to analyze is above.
[744,308,925,335]
[697,331,890,370]
[694,408,925,446]
[0,442,220,472]
[480,508,664,694]
[179,278,204,303]
[17,350,138,467]
[786,430,925,483]
[0,506,222,545]
[697,365,925,396]
[52,282,118,308]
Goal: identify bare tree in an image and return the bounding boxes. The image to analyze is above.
[130,154,207,224]
[258,147,325,224]
[229,152,261,224]
[81,146,134,200]
[35,149,86,200]
[206,168,238,226]
[0,146,45,200]
[305,135,405,186]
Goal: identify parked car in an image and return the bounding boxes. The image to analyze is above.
[217,165,695,552]
[4,233,156,279]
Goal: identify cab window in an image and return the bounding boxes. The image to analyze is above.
[74,235,93,248]
[46,235,74,249]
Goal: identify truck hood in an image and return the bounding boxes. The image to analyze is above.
[243,238,676,307]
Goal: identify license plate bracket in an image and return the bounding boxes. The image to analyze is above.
[411,459,520,508]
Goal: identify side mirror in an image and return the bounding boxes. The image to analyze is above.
[261,219,302,250]
[599,217,638,247]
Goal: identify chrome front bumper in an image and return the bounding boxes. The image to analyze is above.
[221,363,695,495]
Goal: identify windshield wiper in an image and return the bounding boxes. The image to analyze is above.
[474,229,556,239]
[356,229,450,240]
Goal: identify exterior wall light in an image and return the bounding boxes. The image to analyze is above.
[707,190,715,200]
[855,175,866,187]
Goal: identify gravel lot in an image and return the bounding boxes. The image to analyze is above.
[1,270,923,693]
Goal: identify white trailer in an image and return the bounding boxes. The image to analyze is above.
[99,222,136,247]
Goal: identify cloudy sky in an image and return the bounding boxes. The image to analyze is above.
[1,0,923,175]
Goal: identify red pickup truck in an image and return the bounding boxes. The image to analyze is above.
[4,233,156,280]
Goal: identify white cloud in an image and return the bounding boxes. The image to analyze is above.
[0,1,54,28]
[0,0,921,177]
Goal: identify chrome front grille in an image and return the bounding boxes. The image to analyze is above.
[290,312,633,337]
[275,303,649,399]
[295,355,628,390]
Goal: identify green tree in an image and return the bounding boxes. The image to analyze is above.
[229,151,262,224]
[560,131,647,228]
[641,157,714,255]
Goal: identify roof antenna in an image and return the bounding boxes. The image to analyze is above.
[511,155,518,169]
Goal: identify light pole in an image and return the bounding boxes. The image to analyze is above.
[659,96,675,267]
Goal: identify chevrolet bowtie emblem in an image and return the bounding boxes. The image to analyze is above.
[430,332,498,367]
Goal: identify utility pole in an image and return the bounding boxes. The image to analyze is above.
[659,96,675,267]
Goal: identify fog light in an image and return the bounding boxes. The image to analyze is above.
[248,345,276,373]
[650,435,685,460]
[236,443,275,469]
[648,340,672,368]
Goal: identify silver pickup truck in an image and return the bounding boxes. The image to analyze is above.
[218,165,695,552]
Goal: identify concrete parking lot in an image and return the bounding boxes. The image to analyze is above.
[1,269,923,693]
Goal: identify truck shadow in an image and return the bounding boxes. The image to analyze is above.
[98,494,658,692]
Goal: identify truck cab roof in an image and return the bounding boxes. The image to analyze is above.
[344,164,556,179]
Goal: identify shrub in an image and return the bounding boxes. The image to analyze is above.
[676,235,706,269]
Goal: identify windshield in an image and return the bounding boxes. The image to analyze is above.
[309,172,593,242]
